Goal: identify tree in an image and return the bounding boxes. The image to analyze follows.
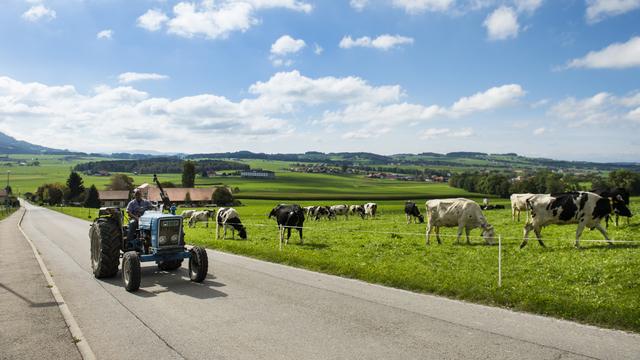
[4,185,11,195]
[184,191,192,204]
[109,174,135,191]
[212,186,233,206]
[36,183,65,205]
[182,161,196,187]
[66,171,85,201]
[83,185,101,208]
[160,181,176,188]
[201,170,209,178]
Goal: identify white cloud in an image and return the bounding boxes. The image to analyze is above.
[314,43,323,55]
[421,127,474,139]
[585,0,640,23]
[22,5,56,22]
[391,0,455,14]
[97,29,113,40]
[449,84,525,116]
[342,127,391,139]
[141,0,312,40]
[271,35,306,55]
[566,36,640,70]
[533,127,545,135]
[514,0,543,13]
[350,0,370,11]
[548,91,640,126]
[137,9,169,31]
[118,72,170,84]
[339,34,414,51]
[483,6,519,40]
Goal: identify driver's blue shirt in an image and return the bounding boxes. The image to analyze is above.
[126,198,153,217]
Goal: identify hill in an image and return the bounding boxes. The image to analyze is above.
[0,131,80,155]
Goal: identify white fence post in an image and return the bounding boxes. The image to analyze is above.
[498,234,502,288]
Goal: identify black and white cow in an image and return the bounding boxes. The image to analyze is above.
[425,198,495,245]
[188,210,215,228]
[349,205,366,219]
[522,191,614,248]
[330,204,350,220]
[216,208,247,240]
[268,204,305,250]
[364,202,377,219]
[311,206,334,220]
[591,188,633,227]
[404,201,424,223]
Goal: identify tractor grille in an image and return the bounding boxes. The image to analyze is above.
[158,219,181,247]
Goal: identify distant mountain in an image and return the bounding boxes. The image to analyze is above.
[0,131,80,155]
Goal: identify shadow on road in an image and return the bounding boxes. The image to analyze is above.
[0,283,59,308]
[102,266,228,299]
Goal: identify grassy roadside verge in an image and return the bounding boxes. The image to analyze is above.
[0,207,18,221]
[48,199,640,333]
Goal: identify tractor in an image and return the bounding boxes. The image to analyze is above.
[89,175,208,292]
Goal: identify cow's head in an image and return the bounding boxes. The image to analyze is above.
[612,196,633,217]
[417,214,425,223]
[481,224,495,245]
[238,225,247,239]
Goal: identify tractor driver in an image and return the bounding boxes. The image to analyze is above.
[126,189,153,242]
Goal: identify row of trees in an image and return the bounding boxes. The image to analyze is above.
[35,172,101,207]
[74,158,249,175]
[449,169,640,198]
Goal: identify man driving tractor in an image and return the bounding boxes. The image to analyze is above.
[126,189,153,242]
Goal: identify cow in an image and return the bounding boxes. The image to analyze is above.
[404,201,424,224]
[181,210,195,220]
[425,198,495,245]
[268,204,305,250]
[522,191,614,248]
[364,202,377,218]
[188,210,215,228]
[303,206,316,217]
[330,204,350,220]
[510,193,536,222]
[310,205,333,220]
[349,204,366,219]
[215,207,247,240]
[591,188,633,227]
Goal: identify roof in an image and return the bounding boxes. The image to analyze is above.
[146,187,215,202]
[0,189,7,197]
[98,190,130,200]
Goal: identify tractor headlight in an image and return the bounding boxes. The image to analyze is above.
[171,234,178,243]
[159,235,167,245]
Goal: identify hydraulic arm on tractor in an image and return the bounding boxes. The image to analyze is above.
[153,174,172,212]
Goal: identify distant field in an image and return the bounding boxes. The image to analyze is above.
[51,197,640,332]
[2,155,483,200]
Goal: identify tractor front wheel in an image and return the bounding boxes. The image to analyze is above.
[158,259,183,271]
[122,251,141,292]
[189,247,208,283]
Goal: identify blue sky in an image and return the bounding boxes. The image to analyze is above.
[0,0,639,161]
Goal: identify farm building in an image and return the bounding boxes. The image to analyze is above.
[0,189,8,204]
[136,184,219,206]
[240,170,275,178]
[97,190,130,208]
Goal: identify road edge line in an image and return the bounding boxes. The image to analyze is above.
[18,208,97,360]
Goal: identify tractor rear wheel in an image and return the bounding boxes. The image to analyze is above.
[122,251,141,292]
[90,218,121,278]
[158,259,183,271]
[189,246,208,283]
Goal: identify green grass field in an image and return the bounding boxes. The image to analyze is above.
[51,198,640,332]
[2,155,481,200]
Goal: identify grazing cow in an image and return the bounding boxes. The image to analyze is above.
[330,204,350,220]
[303,206,316,217]
[522,191,614,248]
[425,198,495,245]
[510,193,536,222]
[481,204,506,210]
[591,188,633,227]
[310,205,333,220]
[216,207,247,240]
[188,210,215,228]
[181,210,195,220]
[364,202,377,218]
[268,204,305,250]
[404,201,424,223]
[349,204,365,219]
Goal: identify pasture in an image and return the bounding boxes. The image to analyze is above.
[51,198,640,332]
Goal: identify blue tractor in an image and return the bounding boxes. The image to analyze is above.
[89,175,208,292]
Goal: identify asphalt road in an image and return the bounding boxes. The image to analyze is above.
[11,203,640,359]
